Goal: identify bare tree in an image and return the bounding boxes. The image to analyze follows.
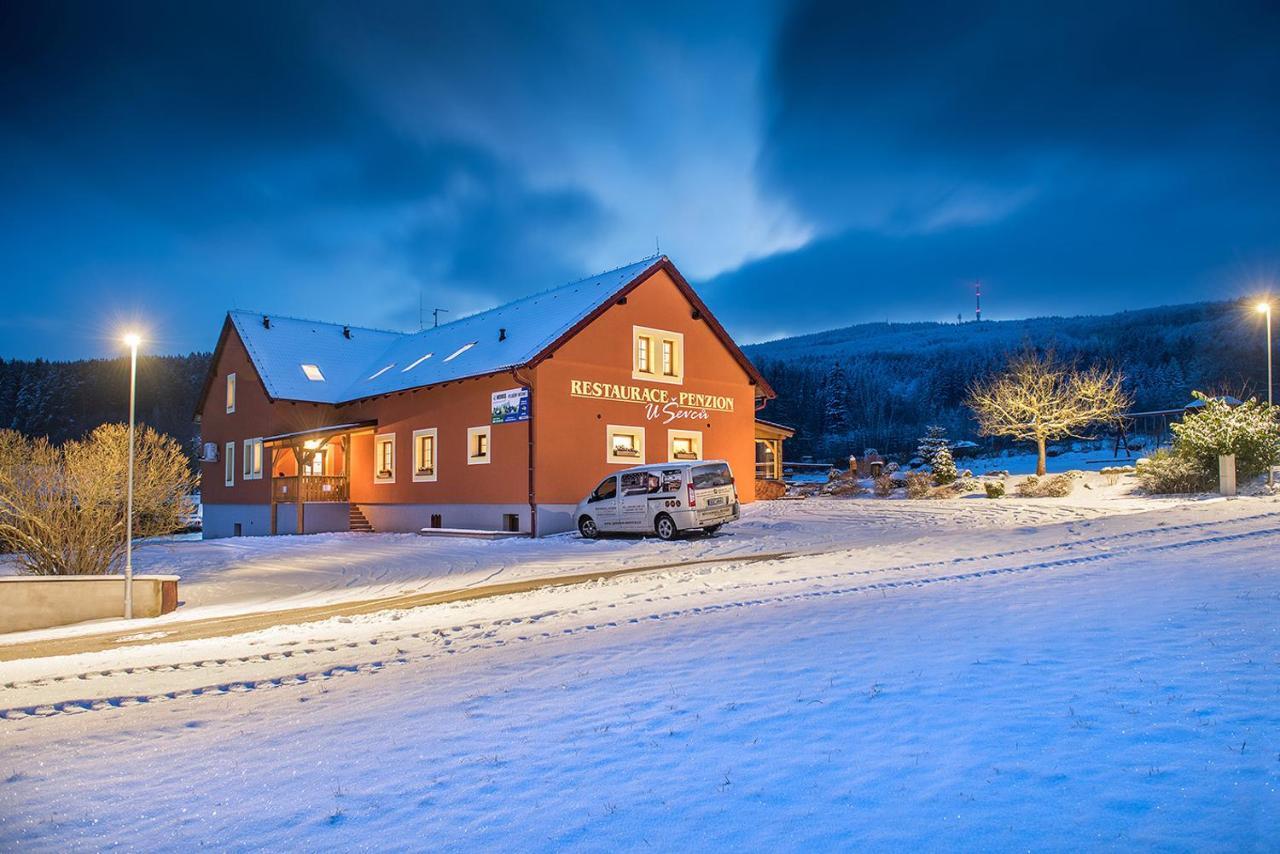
[0,424,195,575]
[967,351,1131,476]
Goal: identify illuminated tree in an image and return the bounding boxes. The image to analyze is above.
[967,351,1130,476]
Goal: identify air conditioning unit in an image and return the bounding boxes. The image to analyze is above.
[201,442,219,463]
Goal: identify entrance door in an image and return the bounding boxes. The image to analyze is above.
[617,471,653,531]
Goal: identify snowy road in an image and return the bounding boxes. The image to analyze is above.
[2,496,1279,849]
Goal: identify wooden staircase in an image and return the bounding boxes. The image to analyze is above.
[348,504,375,533]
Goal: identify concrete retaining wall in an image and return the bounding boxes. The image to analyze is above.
[359,503,531,534]
[0,575,180,634]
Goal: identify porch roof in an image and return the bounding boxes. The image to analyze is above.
[262,420,377,447]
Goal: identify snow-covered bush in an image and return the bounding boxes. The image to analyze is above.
[905,472,932,499]
[984,481,1006,498]
[0,425,195,575]
[873,474,896,496]
[1100,465,1136,485]
[1135,449,1213,494]
[1171,393,1279,482]
[931,446,958,485]
[1015,474,1074,498]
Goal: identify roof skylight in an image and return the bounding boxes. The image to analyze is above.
[301,364,325,382]
[443,342,476,362]
[402,353,434,372]
[368,364,395,380]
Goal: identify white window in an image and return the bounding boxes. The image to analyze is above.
[402,353,433,372]
[413,428,438,482]
[444,342,476,362]
[632,326,683,384]
[607,425,645,465]
[301,363,325,382]
[668,429,702,461]
[467,426,491,465]
[226,373,237,413]
[224,441,235,486]
[242,438,264,479]
[374,434,396,483]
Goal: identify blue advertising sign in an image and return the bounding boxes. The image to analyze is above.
[491,388,530,423]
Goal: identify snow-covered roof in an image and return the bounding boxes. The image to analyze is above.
[230,257,663,404]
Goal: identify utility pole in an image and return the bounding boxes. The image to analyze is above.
[975,282,982,322]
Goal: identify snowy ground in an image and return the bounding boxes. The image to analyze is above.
[2,491,1278,849]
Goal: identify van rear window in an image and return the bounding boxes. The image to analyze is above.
[691,463,733,489]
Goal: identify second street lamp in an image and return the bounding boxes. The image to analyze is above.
[1258,302,1274,487]
[123,332,141,619]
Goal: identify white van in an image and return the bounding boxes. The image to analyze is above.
[574,460,740,540]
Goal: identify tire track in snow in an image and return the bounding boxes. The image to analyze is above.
[4,521,1278,721]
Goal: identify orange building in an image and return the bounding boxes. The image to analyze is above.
[196,256,783,537]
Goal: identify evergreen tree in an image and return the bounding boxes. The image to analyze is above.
[932,445,958,485]
[916,425,949,465]
[822,361,851,436]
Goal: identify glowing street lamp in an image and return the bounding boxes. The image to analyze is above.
[1257,302,1274,486]
[122,332,141,618]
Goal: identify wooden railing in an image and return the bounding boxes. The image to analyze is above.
[272,475,349,503]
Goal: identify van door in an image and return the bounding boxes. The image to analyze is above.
[587,476,620,528]
[618,471,654,531]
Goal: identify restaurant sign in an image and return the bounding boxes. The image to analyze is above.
[569,379,734,424]
[491,387,531,423]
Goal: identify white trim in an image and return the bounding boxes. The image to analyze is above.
[412,428,439,482]
[224,441,235,486]
[373,433,396,484]
[606,424,645,465]
[242,437,264,479]
[631,325,684,385]
[467,425,491,465]
[225,373,237,413]
[667,428,702,461]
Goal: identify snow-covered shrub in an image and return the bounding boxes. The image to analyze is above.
[1015,474,1074,498]
[825,479,868,497]
[1100,465,1136,485]
[984,481,1006,498]
[931,446,958,485]
[1171,393,1280,482]
[1135,449,1213,494]
[905,472,932,499]
[873,474,896,496]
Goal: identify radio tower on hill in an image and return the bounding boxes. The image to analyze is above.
[975,281,982,322]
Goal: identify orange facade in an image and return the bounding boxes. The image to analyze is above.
[198,261,772,537]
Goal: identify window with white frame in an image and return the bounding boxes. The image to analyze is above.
[607,425,645,464]
[301,363,325,382]
[668,429,702,461]
[632,326,683,384]
[224,441,235,486]
[374,433,396,483]
[467,426,491,465]
[413,428,438,481]
[242,438,264,479]
[226,373,237,413]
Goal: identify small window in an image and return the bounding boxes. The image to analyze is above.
[668,429,702,461]
[242,438,264,479]
[632,326,683,384]
[226,373,237,413]
[402,353,433,372]
[301,364,325,382]
[467,426,491,465]
[592,477,618,501]
[659,469,684,494]
[444,342,476,362]
[303,449,326,476]
[691,463,734,489]
[607,424,645,464]
[413,428,438,482]
[620,472,650,496]
[368,364,395,380]
[374,434,395,483]
[224,441,235,486]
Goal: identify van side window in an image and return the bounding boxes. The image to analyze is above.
[620,472,649,496]
[660,469,683,493]
[593,478,617,501]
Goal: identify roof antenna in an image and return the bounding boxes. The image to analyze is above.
[655,235,660,257]
[419,290,424,332]
[432,308,449,328]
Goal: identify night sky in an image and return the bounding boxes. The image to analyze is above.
[2,1,1278,360]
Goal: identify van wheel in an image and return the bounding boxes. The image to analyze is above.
[578,516,599,539]
[654,514,678,541]
[703,524,723,536]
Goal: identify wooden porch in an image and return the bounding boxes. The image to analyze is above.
[754,418,795,481]
[263,420,376,534]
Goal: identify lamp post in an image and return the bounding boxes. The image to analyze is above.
[1257,302,1273,487]
[123,332,140,619]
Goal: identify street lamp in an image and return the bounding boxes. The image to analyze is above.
[122,332,141,618]
[1257,302,1273,487]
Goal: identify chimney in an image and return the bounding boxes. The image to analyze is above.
[498,328,507,342]
[262,315,271,329]
[342,326,351,339]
